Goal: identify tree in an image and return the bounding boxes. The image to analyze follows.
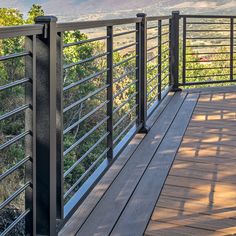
[26,4,44,24]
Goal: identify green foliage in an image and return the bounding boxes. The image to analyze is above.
[26,4,44,24]
[0,8,24,26]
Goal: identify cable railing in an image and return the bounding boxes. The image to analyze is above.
[2,11,236,235]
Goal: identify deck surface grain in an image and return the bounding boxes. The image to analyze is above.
[145,91,236,236]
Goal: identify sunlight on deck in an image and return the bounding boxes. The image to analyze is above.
[146,92,236,236]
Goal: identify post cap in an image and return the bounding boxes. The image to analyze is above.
[137,13,147,17]
[35,16,58,23]
[172,11,180,15]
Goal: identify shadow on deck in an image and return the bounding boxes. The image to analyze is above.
[60,86,236,236]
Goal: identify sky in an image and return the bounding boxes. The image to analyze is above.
[1,0,84,15]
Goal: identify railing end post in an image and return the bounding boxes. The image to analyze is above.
[137,13,147,18]
[35,15,58,22]
[34,14,58,236]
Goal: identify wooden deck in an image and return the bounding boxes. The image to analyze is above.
[60,87,236,236]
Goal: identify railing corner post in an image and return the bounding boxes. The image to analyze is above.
[170,11,182,92]
[34,15,58,236]
[137,13,150,134]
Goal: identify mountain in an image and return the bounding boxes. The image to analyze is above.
[61,0,236,21]
[76,0,236,14]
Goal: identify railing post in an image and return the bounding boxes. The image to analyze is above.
[107,26,113,159]
[136,19,141,127]
[170,11,181,91]
[25,35,36,236]
[137,13,149,133]
[35,16,58,235]
[56,31,64,221]
[230,17,234,81]
[158,20,162,101]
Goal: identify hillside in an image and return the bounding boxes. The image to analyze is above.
[78,0,236,14]
[67,0,236,21]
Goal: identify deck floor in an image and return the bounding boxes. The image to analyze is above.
[60,87,236,236]
[146,92,236,236]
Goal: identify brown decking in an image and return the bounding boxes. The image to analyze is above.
[146,92,236,236]
[60,87,236,236]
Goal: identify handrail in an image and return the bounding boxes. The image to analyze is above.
[180,14,236,18]
[0,24,44,38]
[57,17,143,32]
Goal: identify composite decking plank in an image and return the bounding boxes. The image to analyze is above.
[157,195,236,217]
[165,175,236,192]
[145,221,224,236]
[185,130,236,138]
[76,92,187,236]
[185,85,236,94]
[172,160,236,172]
[150,207,236,233]
[161,185,236,206]
[169,168,236,183]
[176,155,236,165]
[110,93,199,236]
[59,91,175,236]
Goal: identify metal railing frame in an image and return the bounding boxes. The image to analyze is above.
[2,11,236,235]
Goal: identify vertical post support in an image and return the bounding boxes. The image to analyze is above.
[35,16,58,236]
[25,35,36,236]
[107,26,113,159]
[137,13,149,133]
[170,11,181,91]
[182,16,187,85]
[136,21,141,126]
[158,20,162,101]
[56,31,64,220]
[230,17,234,81]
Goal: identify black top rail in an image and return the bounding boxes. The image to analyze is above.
[180,14,236,18]
[0,24,44,38]
[57,17,142,32]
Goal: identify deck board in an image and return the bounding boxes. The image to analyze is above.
[146,91,236,236]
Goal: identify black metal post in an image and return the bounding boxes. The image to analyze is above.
[137,13,149,133]
[169,19,172,87]
[107,26,113,159]
[35,16,58,236]
[182,16,187,85]
[136,21,141,126]
[56,31,64,220]
[25,35,36,236]
[170,11,181,91]
[158,20,162,101]
[230,17,234,81]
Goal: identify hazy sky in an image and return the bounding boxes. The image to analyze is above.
[2,0,236,21]
[1,0,87,16]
